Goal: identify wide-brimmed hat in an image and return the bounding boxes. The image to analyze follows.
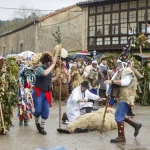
[81,81,89,89]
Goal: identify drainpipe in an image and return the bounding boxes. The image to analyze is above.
[34,21,38,53]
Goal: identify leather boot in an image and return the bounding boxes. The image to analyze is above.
[57,128,70,134]
[124,117,142,137]
[39,128,47,135]
[36,123,41,132]
[110,122,126,143]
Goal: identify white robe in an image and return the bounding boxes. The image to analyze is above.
[66,86,100,122]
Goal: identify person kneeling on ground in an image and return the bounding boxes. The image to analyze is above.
[62,81,103,123]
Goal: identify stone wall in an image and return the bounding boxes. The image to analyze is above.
[0,25,37,56]
[37,6,83,53]
[0,6,85,56]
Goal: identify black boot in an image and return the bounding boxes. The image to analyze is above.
[110,122,126,143]
[57,128,70,134]
[36,123,41,132]
[127,106,135,116]
[74,128,88,133]
[124,117,142,137]
[39,127,47,135]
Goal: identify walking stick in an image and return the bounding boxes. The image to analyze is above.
[100,96,109,134]
[59,49,62,128]
[0,103,6,135]
[101,73,110,134]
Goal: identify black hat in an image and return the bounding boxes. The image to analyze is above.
[81,81,89,89]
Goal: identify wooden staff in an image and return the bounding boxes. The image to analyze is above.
[100,96,109,134]
[0,103,6,135]
[59,49,62,128]
[101,73,110,134]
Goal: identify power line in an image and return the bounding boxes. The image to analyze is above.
[0,6,82,12]
[41,13,82,27]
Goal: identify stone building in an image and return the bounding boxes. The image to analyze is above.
[0,5,84,56]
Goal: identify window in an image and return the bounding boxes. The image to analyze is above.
[96,15,103,36]
[139,22,146,33]
[139,0,146,7]
[89,16,95,26]
[121,36,128,44]
[129,23,136,34]
[129,1,136,9]
[112,37,119,44]
[148,9,150,20]
[104,25,110,35]
[112,13,119,24]
[120,12,127,23]
[97,6,103,13]
[104,37,110,45]
[129,11,136,22]
[97,38,103,45]
[89,26,95,36]
[90,7,96,14]
[97,15,103,25]
[97,26,103,36]
[121,3,128,10]
[149,0,150,6]
[112,25,119,35]
[104,14,110,24]
[105,5,111,12]
[138,10,145,21]
[89,38,95,46]
[20,43,23,52]
[3,47,5,57]
[121,23,127,34]
[147,23,150,33]
[147,35,150,42]
[113,4,119,11]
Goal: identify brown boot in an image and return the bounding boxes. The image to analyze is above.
[110,122,126,143]
[124,117,142,137]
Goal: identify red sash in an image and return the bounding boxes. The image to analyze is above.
[34,86,52,107]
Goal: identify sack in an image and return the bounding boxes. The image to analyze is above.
[91,80,99,87]
[88,69,97,80]
[110,84,120,98]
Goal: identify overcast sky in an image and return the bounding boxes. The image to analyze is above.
[0,0,85,20]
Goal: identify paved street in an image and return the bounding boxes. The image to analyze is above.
[0,101,150,150]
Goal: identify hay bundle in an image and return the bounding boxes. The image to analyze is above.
[66,107,117,133]
[28,53,42,68]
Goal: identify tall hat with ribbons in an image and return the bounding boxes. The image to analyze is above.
[118,45,130,63]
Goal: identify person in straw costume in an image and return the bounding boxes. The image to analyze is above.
[104,45,142,143]
[32,45,61,135]
[57,107,117,134]
[52,59,69,101]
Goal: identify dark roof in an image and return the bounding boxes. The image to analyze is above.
[77,0,109,7]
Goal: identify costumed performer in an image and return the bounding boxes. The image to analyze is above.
[82,61,104,95]
[62,81,103,123]
[32,51,58,135]
[104,47,142,143]
[58,107,117,134]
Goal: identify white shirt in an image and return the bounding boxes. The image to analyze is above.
[66,86,100,122]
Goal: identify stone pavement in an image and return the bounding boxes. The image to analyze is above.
[0,101,150,150]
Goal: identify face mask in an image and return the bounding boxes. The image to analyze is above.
[77,62,81,67]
